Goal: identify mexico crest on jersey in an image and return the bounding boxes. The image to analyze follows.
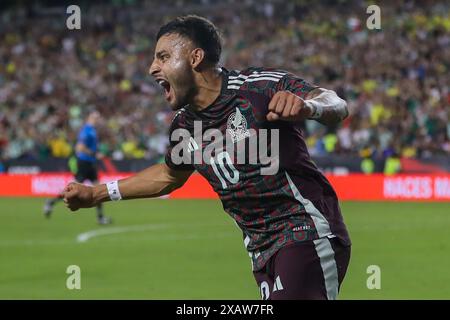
[227,108,251,143]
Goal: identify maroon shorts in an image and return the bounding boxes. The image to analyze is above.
[253,237,351,300]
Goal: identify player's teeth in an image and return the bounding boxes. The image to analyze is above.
[157,80,169,88]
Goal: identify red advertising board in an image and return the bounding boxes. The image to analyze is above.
[0,173,449,201]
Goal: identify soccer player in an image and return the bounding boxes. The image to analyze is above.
[45,111,112,225]
[62,16,351,299]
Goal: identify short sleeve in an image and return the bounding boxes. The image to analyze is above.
[275,73,319,99]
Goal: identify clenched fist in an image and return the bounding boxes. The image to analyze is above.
[267,91,312,122]
[62,182,96,211]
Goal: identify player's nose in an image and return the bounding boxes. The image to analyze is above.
[149,59,161,77]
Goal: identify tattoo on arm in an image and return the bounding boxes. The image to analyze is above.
[305,88,348,126]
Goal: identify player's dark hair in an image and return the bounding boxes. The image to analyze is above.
[156,15,222,67]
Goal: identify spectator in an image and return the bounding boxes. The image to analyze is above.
[0,1,448,164]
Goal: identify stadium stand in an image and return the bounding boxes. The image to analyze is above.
[0,0,448,172]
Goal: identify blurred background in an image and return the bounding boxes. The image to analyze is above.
[0,0,448,174]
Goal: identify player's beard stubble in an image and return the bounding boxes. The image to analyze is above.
[167,59,198,111]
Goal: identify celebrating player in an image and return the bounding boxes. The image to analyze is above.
[62,15,351,299]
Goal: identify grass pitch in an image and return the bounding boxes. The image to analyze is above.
[0,198,449,299]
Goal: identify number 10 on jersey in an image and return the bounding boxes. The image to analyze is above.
[211,151,239,189]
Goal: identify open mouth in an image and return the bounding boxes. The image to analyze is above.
[156,78,171,101]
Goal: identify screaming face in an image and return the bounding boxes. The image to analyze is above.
[149,33,198,110]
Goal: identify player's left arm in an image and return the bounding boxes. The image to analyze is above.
[267,77,348,126]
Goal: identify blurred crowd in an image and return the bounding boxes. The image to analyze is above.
[0,0,449,167]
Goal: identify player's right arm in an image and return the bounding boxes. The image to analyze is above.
[62,163,193,211]
[265,71,348,127]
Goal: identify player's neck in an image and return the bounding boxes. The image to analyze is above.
[189,68,223,111]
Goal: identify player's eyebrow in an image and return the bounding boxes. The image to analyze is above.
[155,50,169,59]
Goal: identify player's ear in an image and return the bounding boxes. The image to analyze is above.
[190,48,205,69]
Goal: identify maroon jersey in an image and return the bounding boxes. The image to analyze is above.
[165,67,351,271]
